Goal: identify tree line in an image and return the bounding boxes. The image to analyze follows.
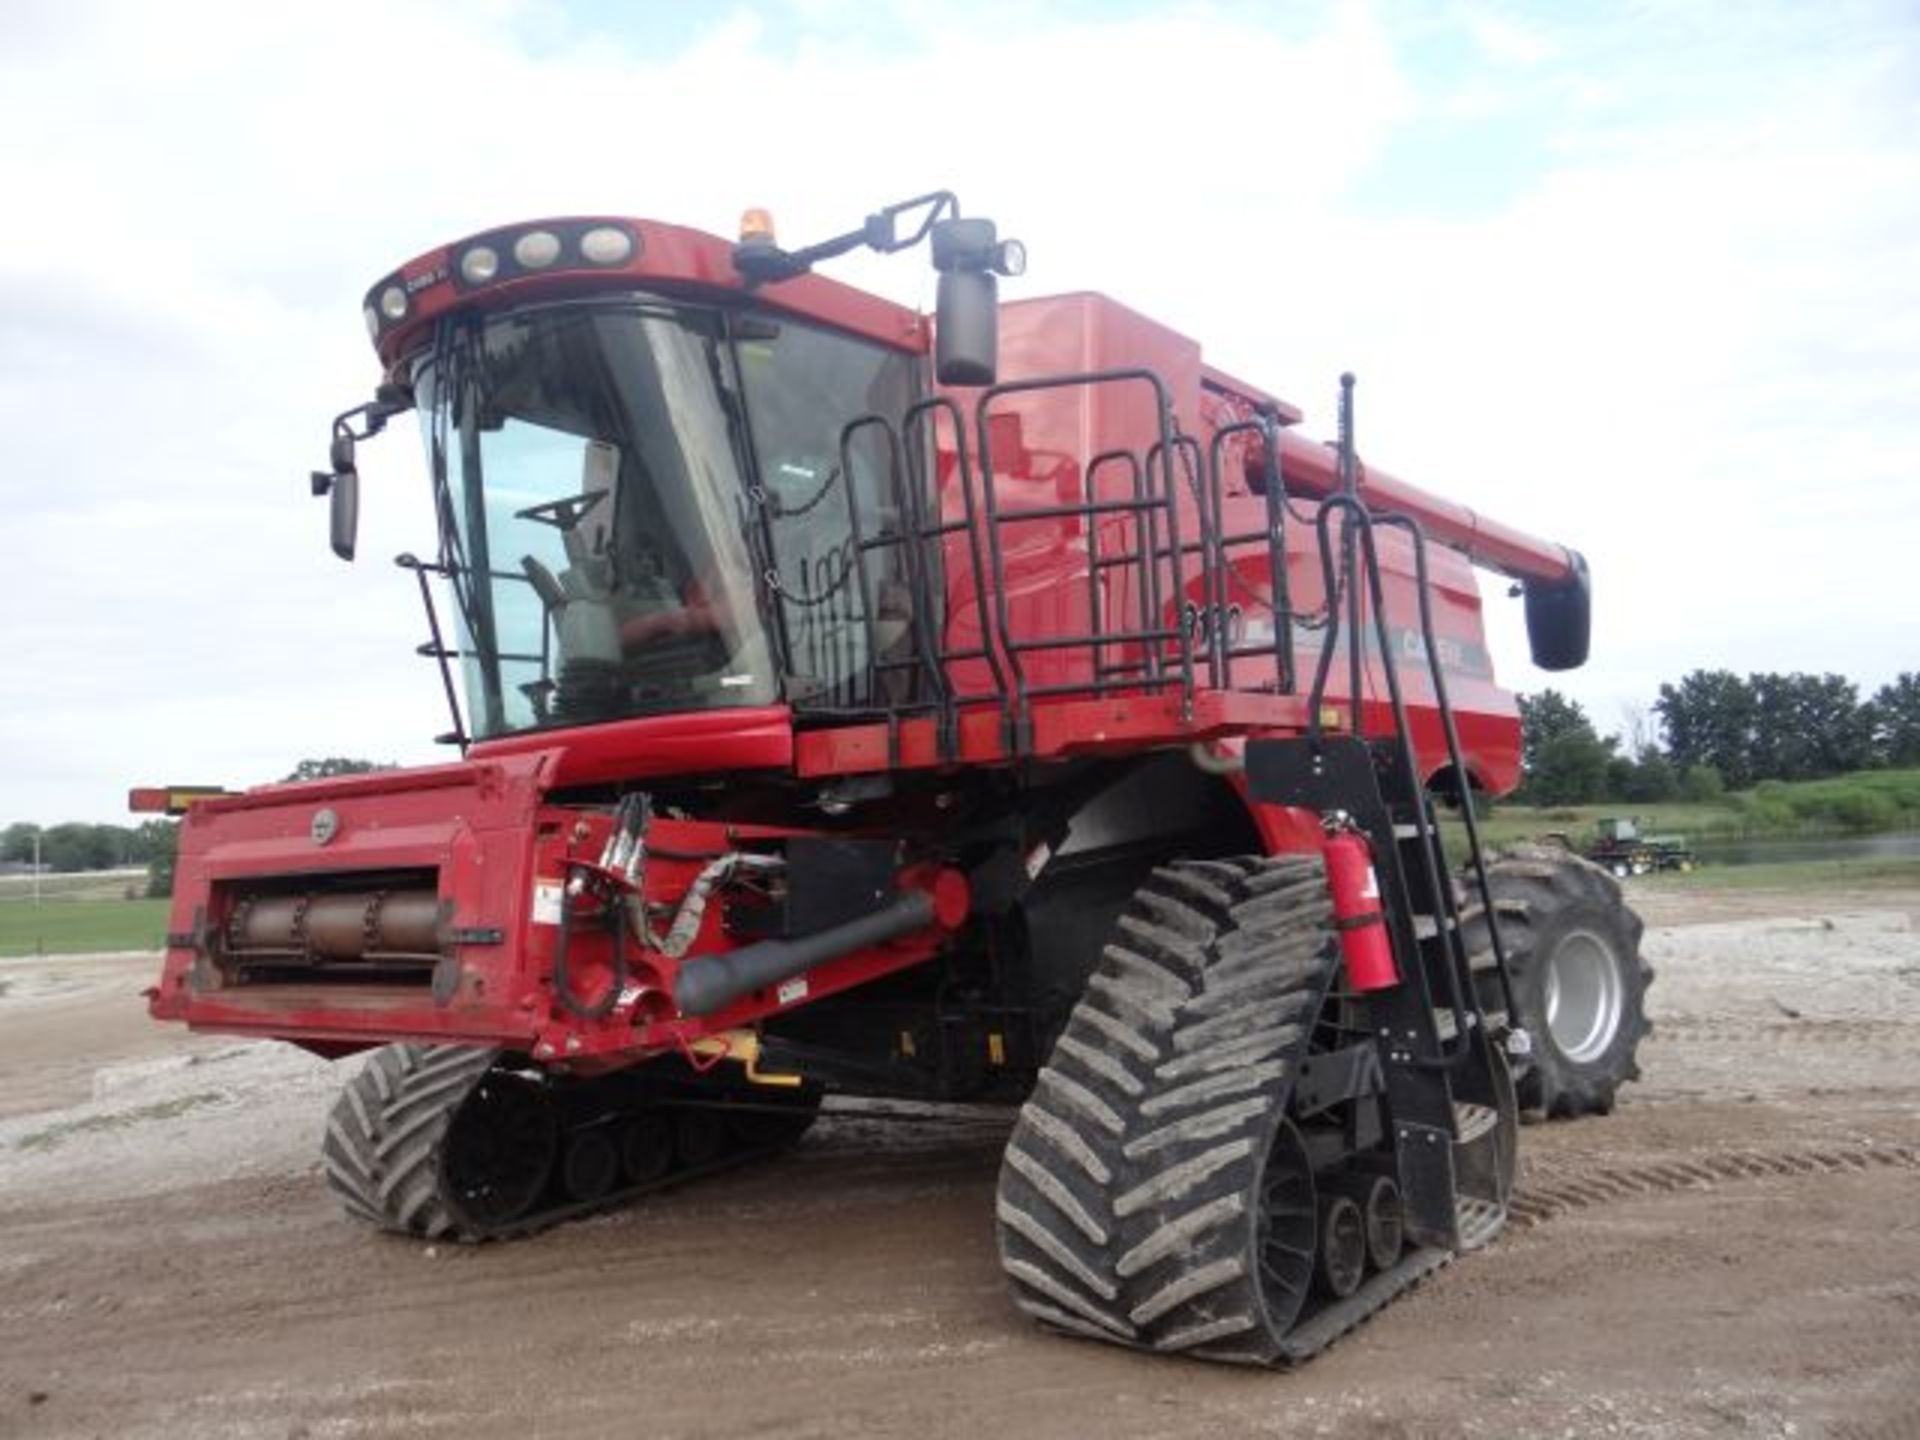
[1517,670,1920,807]
[1,820,175,875]
[3,759,393,897]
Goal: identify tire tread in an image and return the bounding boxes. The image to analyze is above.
[996,855,1338,1363]
[321,1043,497,1237]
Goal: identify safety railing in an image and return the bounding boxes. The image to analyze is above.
[772,366,1300,758]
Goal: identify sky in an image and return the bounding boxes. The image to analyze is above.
[1,0,1915,823]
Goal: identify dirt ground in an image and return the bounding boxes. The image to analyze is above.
[3,884,1917,1439]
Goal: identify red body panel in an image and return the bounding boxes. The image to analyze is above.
[154,756,552,1048]
[467,706,794,788]
[152,754,958,1065]
[929,292,1522,792]
[149,211,1562,1065]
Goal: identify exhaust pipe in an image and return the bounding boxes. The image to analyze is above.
[673,889,937,1018]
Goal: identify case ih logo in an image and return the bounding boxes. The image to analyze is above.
[310,808,340,846]
[1285,621,1493,680]
[1175,604,1492,679]
[1391,627,1493,678]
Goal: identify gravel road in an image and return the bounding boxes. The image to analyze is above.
[3,883,1916,1439]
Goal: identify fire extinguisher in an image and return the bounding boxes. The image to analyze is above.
[1322,816,1400,992]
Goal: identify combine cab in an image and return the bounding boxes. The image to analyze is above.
[146,193,1650,1363]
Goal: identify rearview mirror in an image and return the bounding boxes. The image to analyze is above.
[931,216,1012,388]
[935,268,998,387]
[1524,550,1590,670]
[329,469,360,561]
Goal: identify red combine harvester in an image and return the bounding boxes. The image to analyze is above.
[143,193,1649,1364]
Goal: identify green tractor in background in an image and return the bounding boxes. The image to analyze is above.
[1585,816,1697,877]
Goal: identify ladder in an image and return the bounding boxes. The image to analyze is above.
[1245,374,1524,1252]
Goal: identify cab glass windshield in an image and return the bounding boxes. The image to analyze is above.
[413,299,919,739]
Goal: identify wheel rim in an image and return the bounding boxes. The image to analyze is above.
[1254,1121,1317,1333]
[1542,928,1626,1064]
[441,1073,558,1228]
[1363,1177,1404,1271]
[1315,1195,1366,1298]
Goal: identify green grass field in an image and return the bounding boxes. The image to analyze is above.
[1450,768,1920,851]
[0,868,148,902]
[0,898,171,957]
[1636,855,1920,892]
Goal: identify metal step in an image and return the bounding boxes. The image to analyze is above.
[1454,1196,1506,1252]
[1453,1100,1501,1144]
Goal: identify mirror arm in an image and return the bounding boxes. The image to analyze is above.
[736,191,961,287]
[332,385,414,445]
[312,385,408,562]
[728,188,1021,385]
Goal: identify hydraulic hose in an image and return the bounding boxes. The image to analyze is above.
[552,865,628,1021]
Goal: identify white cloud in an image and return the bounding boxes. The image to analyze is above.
[1455,4,1559,67]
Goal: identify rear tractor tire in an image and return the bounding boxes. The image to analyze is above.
[994,855,1341,1363]
[1469,843,1653,1120]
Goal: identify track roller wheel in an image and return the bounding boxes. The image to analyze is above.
[673,1109,729,1169]
[561,1130,619,1203]
[1360,1176,1404,1271]
[1312,1194,1366,1299]
[1325,1172,1404,1272]
[619,1114,675,1184]
[995,855,1341,1364]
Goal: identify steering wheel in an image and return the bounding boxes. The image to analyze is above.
[514,488,609,532]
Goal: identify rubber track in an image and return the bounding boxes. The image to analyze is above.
[464,1100,817,1241]
[995,855,1341,1364]
[323,1045,827,1242]
[321,1043,498,1239]
[1274,1246,1450,1365]
[1507,1140,1920,1230]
